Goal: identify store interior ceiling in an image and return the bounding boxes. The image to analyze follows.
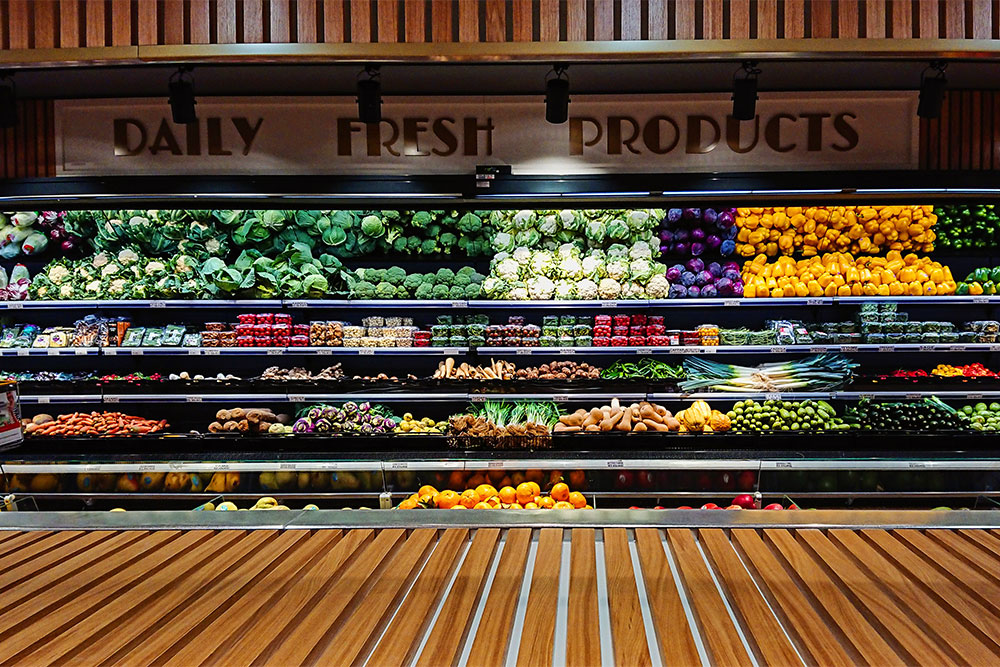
[12,58,1000,99]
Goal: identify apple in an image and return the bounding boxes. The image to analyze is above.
[677,505,693,510]
[636,470,655,488]
[731,494,756,509]
[725,505,742,510]
[763,503,784,510]
[615,471,635,489]
[717,471,736,491]
[736,470,757,491]
[701,503,720,510]
[653,505,665,510]
[629,506,641,510]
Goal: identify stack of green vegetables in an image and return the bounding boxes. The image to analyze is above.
[934,204,1000,250]
[348,266,486,300]
[600,359,684,380]
[726,399,853,432]
[490,209,663,252]
[680,354,857,393]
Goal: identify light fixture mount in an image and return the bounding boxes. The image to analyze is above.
[917,60,948,119]
[357,64,382,124]
[168,65,197,125]
[731,60,761,122]
[545,64,570,125]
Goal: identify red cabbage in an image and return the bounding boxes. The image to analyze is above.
[716,277,734,295]
[667,208,683,223]
[687,285,701,298]
[690,242,704,256]
[682,208,701,221]
[686,258,705,273]
[672,242,689,255]
[707,262,722,277]
[717,210,735,228]
[659,229,674,242]
[668,284,687,298]
[690,228,706,241]
[696,270,713,286]
[705,234,721,249]
[722,261,740,273]
[703,208,718,224]
[666,265,683,281]
[701,284,718,298]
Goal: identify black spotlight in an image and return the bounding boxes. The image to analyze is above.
[732,61,761,121]
[545,65,570,124]
[357,65,382,124]
[0,74,16,129]
[918,61,947,119]
[168,66,197,124]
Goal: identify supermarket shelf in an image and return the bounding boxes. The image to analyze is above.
[99,346,469,356]
[7,295,1000,310]
[19,394,103,404]
[485,343,1000,355]
[0,348,100,356]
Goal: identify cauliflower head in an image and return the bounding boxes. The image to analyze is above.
[576,279,599,300]
[646,274,670,299]
[495,258,521,282]
[553,280,577,300]
[527,276,556,300]
[46,265,71,285]
[598,278,622,299]
[606,260,630,282]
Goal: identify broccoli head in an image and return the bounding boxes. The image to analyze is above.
[384,266,407,286]
[375,281,398,299]
[439,233,458,251]
[406,236,422,251]
[432,284,451,299]
[420,239,438,255]
[469,271,486,284]
[414,283,435,299]
[453,272,472,288]
[351,280,376,299]
[457,212,483,233]
[402,273,424,293]
[435,268,456,286]
[392,236,408,253]
[410,210,433,228]
[449,285,465,299]
[464,283,483,299]
[422,272,438,284]
[361,267,386,283]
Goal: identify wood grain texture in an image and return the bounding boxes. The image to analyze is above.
[377,0,399,42]
[730,529,855,667]
[866,0,887,37]
[457,0,477,42]
[919,0,940,37]
[58,0,80,47]
[270,0,292,42]
[812,0,834,37]
[511,0,532,41]
[566,0,587,41]
[700,529,803,667]
[593,0,614,40]
[927,527,1000,579]
[162,0,184,45]
[0,531,105,593]
[485,0,505,42]
[7,0,29,49]
[703,0,724,38]
[404,0,426,41]
[350,0,372,41]
[603,528,651,667]
[667,528,753,667]
[676,0,697,40]
[367,528,469,667]
[537,0,558,41]
[33,0,57,48]
[634,529,700,666]
[566,528,601,667]
[430,0,452,42]
[296,0,319,42]
[891,0,914,37]
[416,527,500,667]
[217,0,238,43]
[465,528,533,667]
[730,0,751,38]
[324,0,346,42]
[515,528,563,667]
[648,0,669,39]
[839,0,860,37]
[621,0,643,40]
[785,0,806,38]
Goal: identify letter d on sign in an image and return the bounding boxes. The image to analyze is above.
[114,119,147,156]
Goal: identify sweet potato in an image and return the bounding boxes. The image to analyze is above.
[633,421,648,432]
[600,409,624,431]
[639,405,663,423]
[616,408,632,432]
[643,418,671,432]
[554,423,582,432]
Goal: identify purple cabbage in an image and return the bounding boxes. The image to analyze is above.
[720,239,736,256]
[722,268,741,282]
[672,242,689,256]
[690,243,704,257]
[668,284,688,299]
[690,228,706,242]
[732,281,744,297]
[722,261,740,273]
[673,228,689,242]
[705,235,721,250]
[716,277,734,295]
[682,208,701,221]
[666,264,683,281]
[659,229,674,242]
[707,262,722,277]
[667,208,683,223]
[717,210,735,229]
[703,208,718,224]
[687,285,701,298]
[686,258,705,274]
[696,270,713,286]
[680,271,697,287]
[701,284,718,298]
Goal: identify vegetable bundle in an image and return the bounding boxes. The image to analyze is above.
[659,207,737,258]
[600,358,684,380]
[680,354,856,393]
[450,400,559,436]
[349,265,485,300]
[482,241,667,300]
[292,401,397,434]
[490,209,662,253]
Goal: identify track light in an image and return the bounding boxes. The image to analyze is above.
[732,61,761,122]
[357,65,382,124]
[545,65,570,124]
[168,66,197,125]
[918,61,947,119]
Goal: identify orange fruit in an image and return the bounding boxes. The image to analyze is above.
[485,496,502,509]
[487,468,506,483]
[569,470,586,488]
[498,486,517,504]
[527,481,541,497]
[407,493,420,503]
[515,482,535,504]
[450,504,467,509]
[436,489,459,509]
[467,473,486,489]
[475,484,498,501]
[584,505,593,510]
[523,502,539,510]
[568,491,587,509]
[473,501,492,509]
[525,469,544,484]
[509,502,524,510]
[551,483,570,502]
[459,489,479,508]
[418,493,436,508]
[398,498,418,510]
[448,470,466,488]
[537,496,555,509]
[418,485,438,498]
[553,501,574,510]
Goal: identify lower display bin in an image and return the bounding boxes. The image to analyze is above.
[0,510,999,665]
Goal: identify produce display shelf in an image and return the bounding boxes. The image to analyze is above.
[98,346,469,356]
[486,343,1000,355]
[6,295,1000,310]
[1,512,998,666]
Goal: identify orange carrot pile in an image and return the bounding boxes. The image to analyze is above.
[25,412,168,437]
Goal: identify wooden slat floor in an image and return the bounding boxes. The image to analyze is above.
[2,526,1000,666]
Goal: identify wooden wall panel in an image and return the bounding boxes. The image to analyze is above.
[0,100,55,179]
[917,90,1000,170]
[1,0,997,48]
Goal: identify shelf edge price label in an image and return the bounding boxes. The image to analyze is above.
[6,301,23,309]
[15,349,29,357]
[764,392,781,400]
[600,300,618,308]
[288,300,308,308]
[905,393,922,400]
[808,346,828,353]
[186,395,203,403]
[443,348,461,356]
[450,300,467,308]
[552,395,569,402]
[488,460,505,469]
[75,348,90,356]
[36,396,50,404]
[105,396,120,403]
[606,460,624,468]
[806,298,824,305]
[203,349,220,356]
[918,345,935,352]
[878,345,894,353]
[214,463,230,471]
[317,348,333,355]
[390,462,408,470]
[840,345,859,352]
[187,349,201,356]
[973,296,990,303]
[137,464,155,472]
[857,393,875,399]
[515,348,532,355]
[774,461,793,468]
[130,348,144,355]
[723,299,739,307]
[968,393,984,400]
[266,349,283,356]
[907,461,926,468]
[288,395,305,402]
[470,394,486,403]
[636,347,652,355]
[949,345,967,352]
[769,346,787,353]
[46,348,60,356]
[149,300,166,308]
[561,348,576,355]
[279,462,297,470]
[358,347,375,356]
[990,344,1000,352]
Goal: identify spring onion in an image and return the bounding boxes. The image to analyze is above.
[680,354,857,393]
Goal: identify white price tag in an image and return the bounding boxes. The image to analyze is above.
[990,344,1000,352]
[702,346,718,354]
[317,349,333,355]
[15,349,29,357]
[858,393,875,399]
[266,349,283,356]
[806,298,824,305]
[443,348,461,355]
[105,396,120,403]
[606,460,624,468]
[973,296,990,303]
[149,300,166,308]
[488,460,505,469]
[46,348,60,356]
[723,299,740,307]
[968,393,984,400]
[137,464,155,472]
[6,301,23,309]
[75,348,89,356]
[288,395,305,403]
[808,346,829,353]
[552,395,569,402]
[769,346,787,353]
[358,348,375,356]
[450,300,467,308]
[600,300,618,308]
[919,345,935,352]
[764,392,781,400]
[390,462,408,470]
[203,349,220,355]
[130,348,144,356]
[905,393,922,400]
[37,396,50,404]
[878,345,894,352]
[470,394,486,403]
[841,345,858,353]
[636,347,653,355]
[84,464,102,472]
[214,463,230,470]
[949,345,967,352]
[775,461,792,468]
[187,348,201,355]
[104,348,118,356]
[561,348,576,355]
[668,348,694,354]
[186,395,203,403]
[279,463,297,470]
[907,461,926,468]
[288,300,308,308]
[515,348,532,355]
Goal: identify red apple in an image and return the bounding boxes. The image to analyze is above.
[788,504,799,510]
[653,505,665,510]
[736,470,757,491]
[725,504,742,510]
[636,470,655,488]
[676,505,693,510]
[615,471,635,489]
[763,503,784,510]
[731,494,756,510]
[701,503,720,510]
